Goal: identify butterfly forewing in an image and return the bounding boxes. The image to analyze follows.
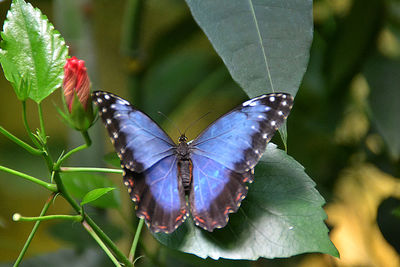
[189,93,293,231]
[92,91,176,173]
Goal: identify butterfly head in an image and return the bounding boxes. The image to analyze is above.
[178,134,188,143]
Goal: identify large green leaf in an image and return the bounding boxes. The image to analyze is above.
[0,0,68,103]
[155,144,338,260]
[364,53,400,161]
[61,173,121,209]
[185,0,313,98]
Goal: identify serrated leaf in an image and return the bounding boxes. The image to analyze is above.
[185,0,313,98]
[0,0,68,103]
[155,144,338,260]
[61,173,120,209]
[81,187,115,206]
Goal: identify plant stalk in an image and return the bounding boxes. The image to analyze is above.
[129,218,144,262]
[0,126,43,155]
[13,193,55,267]
[0,165,57,192]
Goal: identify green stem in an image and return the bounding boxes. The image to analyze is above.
[0,126,43,155]
[52,171,132,267]
[54,131,92,170]
[129,218,144,262]
[21,101,41,148]
[0,165,57,192]
[37,103,46,141]
[60,167,123,174]
[13,193,55,267]
[13,213,82,222]
[82,221,122,267]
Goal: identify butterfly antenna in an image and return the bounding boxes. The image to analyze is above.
[183,111,211,135]
[157,111,182,136]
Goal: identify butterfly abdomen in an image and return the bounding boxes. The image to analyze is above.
[178,159,193,193]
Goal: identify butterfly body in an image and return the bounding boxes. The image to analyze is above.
[92,91,293,233]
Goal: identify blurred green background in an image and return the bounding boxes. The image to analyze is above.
[0,0,400,266]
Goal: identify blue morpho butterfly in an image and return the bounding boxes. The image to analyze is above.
[92,91,293,233]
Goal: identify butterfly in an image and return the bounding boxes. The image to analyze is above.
[92,91,293,233]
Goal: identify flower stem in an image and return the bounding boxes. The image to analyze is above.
[129,218,144,262]
[52,171,132,266]
[82,221,122,267]
[37,103,47,142]
[13,213,82,222]
[13,193,55,267]
[60,167,123,174]
[0,165,57,192]
[53,131,92,170]
[0,126,43,156]
[21,101,41,148]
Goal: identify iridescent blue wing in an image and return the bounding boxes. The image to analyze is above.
[92,91,175,172]
[189,154,252,230]
[189,93,293,230]
[92,91,188,233]
[123,156,188,233]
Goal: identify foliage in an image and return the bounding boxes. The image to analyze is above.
[2,0,400,266]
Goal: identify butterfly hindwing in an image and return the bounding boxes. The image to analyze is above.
[92,91,176,172]
[123,155,188,233]
[189,154,252,230]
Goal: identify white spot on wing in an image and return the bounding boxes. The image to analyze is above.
[264,107,271,111]
[106,119,112,124]
[102,107,107,113]
[278,111,283,116]
[242,99,252,106]
[104,94,110,100]
[271,121,276,126]
[269,96,275,102]
[113,132,119,138]
[282,101,287,106]
[117,99,129,105]
[96,98,103,104]
[263,133,268,139]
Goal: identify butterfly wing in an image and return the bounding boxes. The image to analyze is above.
[92,91,176,172]
[123,155,188,233]
[189,154,252,230]
[189,93,293,230]
[92,91,188,232]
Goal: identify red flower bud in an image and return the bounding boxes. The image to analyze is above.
[63,56,91,112]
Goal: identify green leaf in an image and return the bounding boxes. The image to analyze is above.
[61,173,120,209]
[0,0,68,103]
[185,0,313,98]
[325,0,384,91]
[364,53,400,161]
[155,144,338,260]
[81,187,115,206]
